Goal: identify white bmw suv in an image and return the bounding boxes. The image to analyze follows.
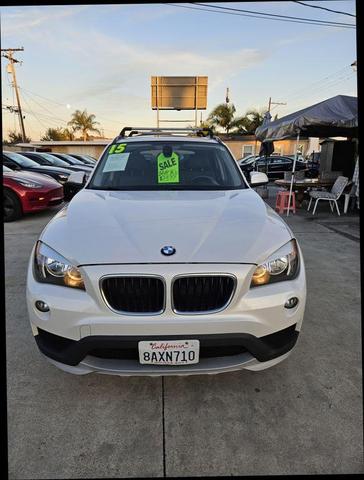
[26,127,306,376]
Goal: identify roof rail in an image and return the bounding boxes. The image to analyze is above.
[119,126,215,139]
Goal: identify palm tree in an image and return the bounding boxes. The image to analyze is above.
[41,127,66,141]
[207,103,236,134]
[230,109,266,135]
[67,109,101,141]
[5,130,31,144]
[62,126,77,140]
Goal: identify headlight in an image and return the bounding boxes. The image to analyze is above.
[33,241,85,290]
[251,239,299,287]
[14,179,43,188]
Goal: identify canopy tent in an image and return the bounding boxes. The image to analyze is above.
[255,95,358,142]
[255,95,358,215]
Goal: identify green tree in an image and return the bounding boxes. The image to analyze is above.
[67,109,101,141]
[5,130,31,144]
[207,103,236,134]
[199,120,216,132]
[230,109,266,135]
[62,127,77,140]
[41,127,66,141]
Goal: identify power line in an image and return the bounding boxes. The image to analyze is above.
[292,1,355,18]
[20,88,71,124]
[287,69,355,102]
[270,65,352,106]
[188,2,355,27]
[192,2,355,25]
[165,3,355,28]
[19,87,66,107]
[20,88,118,136]
[270,73,356,116]
[21,93,49,130]
[19,86,123,127]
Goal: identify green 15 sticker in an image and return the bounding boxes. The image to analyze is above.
[109,143,127,154]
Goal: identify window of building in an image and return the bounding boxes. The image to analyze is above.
[242,145,254,158]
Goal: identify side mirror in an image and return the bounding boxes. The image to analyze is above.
[250,171,269,187]
[64,171,87,201]
[68,171,86,186]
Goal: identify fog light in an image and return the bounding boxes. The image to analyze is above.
[35,300,49,312]
[284,297,299,309]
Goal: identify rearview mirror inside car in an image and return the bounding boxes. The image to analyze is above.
[250,171,269,187]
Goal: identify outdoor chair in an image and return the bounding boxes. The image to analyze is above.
[307,176,348,216]
[319,171,343,182]
[344,183,357,214]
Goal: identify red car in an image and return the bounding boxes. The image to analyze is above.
[3,166,64,222]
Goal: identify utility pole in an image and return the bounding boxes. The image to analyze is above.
[267,96,286,113]
[1,47,26,141]
[226,87,230,104]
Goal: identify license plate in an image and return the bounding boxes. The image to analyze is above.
[138,339,200,365]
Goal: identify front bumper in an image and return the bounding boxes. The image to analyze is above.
[35,324,299,376]
[22,186,64,213]
[26,247,306,376]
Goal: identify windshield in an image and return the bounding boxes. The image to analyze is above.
[77,155,95,164]
[240,156,257,165]
[88,141,245,191]
[38,153,70,167]
[5,151,40,167]
[56,153,84,165]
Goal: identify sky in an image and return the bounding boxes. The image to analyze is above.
[0,1,357,141]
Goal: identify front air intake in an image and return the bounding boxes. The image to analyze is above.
[172,275,235,314]
[101,276,165,314]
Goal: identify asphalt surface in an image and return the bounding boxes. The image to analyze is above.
[5,191,363,478]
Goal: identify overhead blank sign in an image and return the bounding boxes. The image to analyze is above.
[151,76,208,110]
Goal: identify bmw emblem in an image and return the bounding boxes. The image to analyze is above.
[161,246,176,256]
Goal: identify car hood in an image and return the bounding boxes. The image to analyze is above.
[4,170,60,187]
[29,165,72,174]
[62,165,92,173]
[40,189,293,266]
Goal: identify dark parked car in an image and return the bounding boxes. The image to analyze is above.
[20,151,91,174]
[3,151,71,184]
[66,153,97,165]
[2,151,77,201]
[239,155,307,180]
[50,152,93,171]
[3,165,64,222]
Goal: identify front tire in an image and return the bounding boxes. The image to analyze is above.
[4,188,23,222]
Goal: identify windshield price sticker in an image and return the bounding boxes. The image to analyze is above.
[108,143,127,154]
[157,152,180,183]
[103,152,130,172]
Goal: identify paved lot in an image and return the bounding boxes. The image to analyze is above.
[5,191,362,478]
